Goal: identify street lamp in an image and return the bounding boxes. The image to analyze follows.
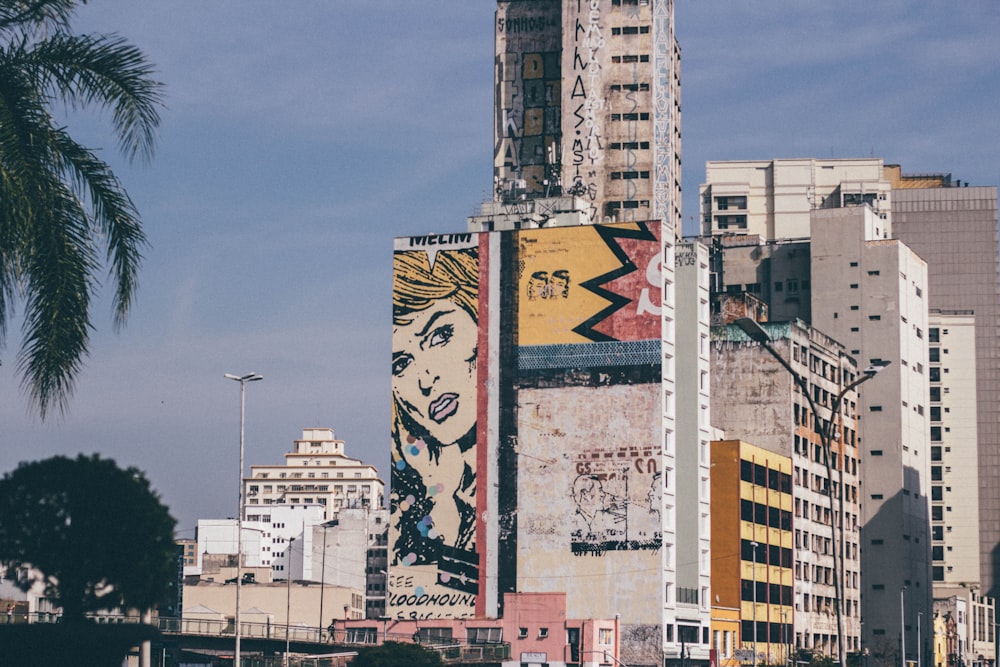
[917,612,922,667]
[225,372,263,667]
[752,540,760,667]
[317,519,337,642]
[900,586,906,667]
[734,319,889,667]
[286,536,295,667]
[581,650,630,667]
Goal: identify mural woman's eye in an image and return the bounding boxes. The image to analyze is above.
[392,353,412,376]
[427,323,454,348]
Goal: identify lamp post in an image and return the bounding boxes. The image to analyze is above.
[917,612,922,667]
[734,319,889,667]
[317,520,336,641]
[225,372,263,667]
[286,536,295,667]
[581,650,630,667]
[900,586,906,667]
[752,540,760,667]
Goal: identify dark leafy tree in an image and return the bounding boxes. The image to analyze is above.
[0,0,164,418]
[349,641,445,667]
[0,454,177,622]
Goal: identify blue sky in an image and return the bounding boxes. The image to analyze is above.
[1,2,998,535]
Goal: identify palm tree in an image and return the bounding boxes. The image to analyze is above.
[0,0,163,418]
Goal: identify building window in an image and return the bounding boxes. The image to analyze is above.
[467,627,502,644]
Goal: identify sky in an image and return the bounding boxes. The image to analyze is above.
[1,1,998,537]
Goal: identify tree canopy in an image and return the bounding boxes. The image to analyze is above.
[0,0,164,417]
[349,641,445,667]
[0,454,177,622]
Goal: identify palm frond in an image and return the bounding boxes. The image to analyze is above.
[49,127,145,327]
[17,181,96,418]
[0,6,162,417]
[0,1,76,36]
[23,33,164,163]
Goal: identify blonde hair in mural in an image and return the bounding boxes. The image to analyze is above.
[390,246,480,616]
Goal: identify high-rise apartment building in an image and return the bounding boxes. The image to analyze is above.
[809,206,932,663]
[926,313,980,588]
[711,321,863,658]
[494,0,682,233]
[889,178,1000,597]
[701,159,937,663]
[701,162,1000,598]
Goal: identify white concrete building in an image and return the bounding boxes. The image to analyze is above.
[675,240,713,657]
[927,313,980,589]
[303,506,389,619]
[244,427,384,521]
[809,205,932,663]
[189,505,324,578]
[700,158,890,240]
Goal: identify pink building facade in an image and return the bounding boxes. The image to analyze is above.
[335,592,620,667]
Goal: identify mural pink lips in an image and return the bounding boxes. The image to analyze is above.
[429,393,459,423]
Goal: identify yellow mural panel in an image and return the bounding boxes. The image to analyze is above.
[517,226,621,346]
[516,222,661,345]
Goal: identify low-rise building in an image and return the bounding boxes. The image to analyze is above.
[711,440,794,667]
[335,592,618,667]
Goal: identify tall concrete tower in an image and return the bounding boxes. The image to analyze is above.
[493,0,682,235]
[889,177,1000,597]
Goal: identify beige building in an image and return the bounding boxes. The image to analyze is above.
[183,579,363,633]
[700,158,890,240]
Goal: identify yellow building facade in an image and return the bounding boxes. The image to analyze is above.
[712,440,794,667]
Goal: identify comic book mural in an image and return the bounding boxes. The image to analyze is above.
[513,220,664,622]
[390,235,480,619]
[389,221,664,621]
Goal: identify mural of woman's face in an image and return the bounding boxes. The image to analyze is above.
[392,300,477,445]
